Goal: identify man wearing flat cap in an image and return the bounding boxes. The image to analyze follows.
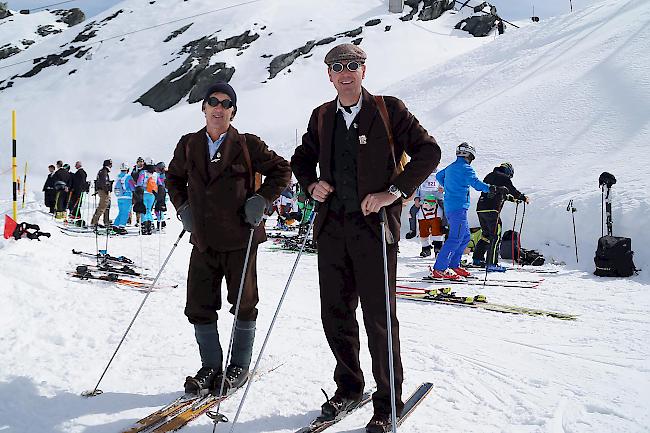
[291,44,440,432]
[167,82,291,396]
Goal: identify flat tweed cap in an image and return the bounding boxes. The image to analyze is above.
[324,43,367,65]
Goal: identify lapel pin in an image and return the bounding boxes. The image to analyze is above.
[359,135,367,145]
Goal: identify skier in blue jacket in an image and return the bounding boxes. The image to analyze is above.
[431,142,506,280]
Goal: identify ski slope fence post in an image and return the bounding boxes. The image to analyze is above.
[81,229,187,397]
[11,110,17,220]
[227,205,319,433]
[379,208,398,433]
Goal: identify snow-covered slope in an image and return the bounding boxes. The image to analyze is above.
[390,0,650,272]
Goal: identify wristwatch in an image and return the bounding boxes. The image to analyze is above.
[388,184,403,198]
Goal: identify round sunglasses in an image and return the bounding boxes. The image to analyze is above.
[207,96,234,109]
[330,61,363,73]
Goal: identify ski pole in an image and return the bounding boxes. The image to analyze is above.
[511,201,519,267]
[227,205,319,433]
[81,229,187,397]
[566,200,578,263]
[379,208,398,433]
[212,226,256,421]
[518,201,526,264]
[484,196,506,287]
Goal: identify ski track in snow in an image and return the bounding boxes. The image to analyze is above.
[0,201,648,433]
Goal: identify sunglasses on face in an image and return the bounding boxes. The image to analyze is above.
[207,97,234,109]
[330,61,362,73]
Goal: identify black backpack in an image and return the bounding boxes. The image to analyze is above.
[500,230,545,266]
[594,235,637,277]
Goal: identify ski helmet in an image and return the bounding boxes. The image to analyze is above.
[156,161,166,172]
[456,142,476,160]
[500,162,514,178]
[120,162,129,171]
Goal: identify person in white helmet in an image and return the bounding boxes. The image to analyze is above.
[430,142,507,280]
[113,162,135,233]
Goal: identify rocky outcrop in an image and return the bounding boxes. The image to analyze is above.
[0,44,20,60]
[455,14,497,36]
[455,2,499,36]
[163,23,193,43]
[37,25,63,37]
[137,30,258,112]
[0,2,11,20]
[53,8,85,26]
[268,41,316,79]
[419,0,455,21]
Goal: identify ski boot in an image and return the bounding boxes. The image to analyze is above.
[472,258,486,268]
[404,230,417,240]
[366,413,392,433]
[429,268,461,281]
[320,391,363,421]
[184,366,222,396]
[451,267,471,277]
[419,245,432,257]
[221,364,249,393]
[486,264,507,272]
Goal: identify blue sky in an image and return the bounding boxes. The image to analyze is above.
[6,0,121,19]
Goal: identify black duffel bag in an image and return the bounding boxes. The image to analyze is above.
[594,235,637,277]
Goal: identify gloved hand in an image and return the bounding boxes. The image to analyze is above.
[244,194,268,227]
[176,201,193,233]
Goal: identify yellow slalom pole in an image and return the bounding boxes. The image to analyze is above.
[21,161,28,208]
[12,111,17,221]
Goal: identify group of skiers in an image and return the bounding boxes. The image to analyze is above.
[404,144,529,279]
[42,157,169,235]
[42,160,88,219]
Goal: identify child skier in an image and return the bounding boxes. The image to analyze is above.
[430,142,506,280]
[417,195,445,257]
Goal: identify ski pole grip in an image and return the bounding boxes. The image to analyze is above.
[379,207,387,223]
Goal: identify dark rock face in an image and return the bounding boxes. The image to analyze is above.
[0,44,20,60]
[365,19,381,26]
[339,27,362,37]
[455,13,497,36]
[268,40,315,79]
[419,0,455,21]
[21,39,35,46]
[71,22,98,43]
[0,3,11,20]
[21,45,85,78]
[100,9,123,23]
[53,8,85,26]
[37,25,63,37]
[163,23,193,42]
[316,37,336,46]
[136,30,258,112]
[401,0,455,21]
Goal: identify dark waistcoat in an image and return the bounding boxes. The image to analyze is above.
[330,111,361,213]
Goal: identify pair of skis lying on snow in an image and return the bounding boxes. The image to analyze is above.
[396,283,577,320]
[122,373,432,433]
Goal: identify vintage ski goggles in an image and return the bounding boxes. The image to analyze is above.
[206,96,234,109]
[329,61,363,73]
